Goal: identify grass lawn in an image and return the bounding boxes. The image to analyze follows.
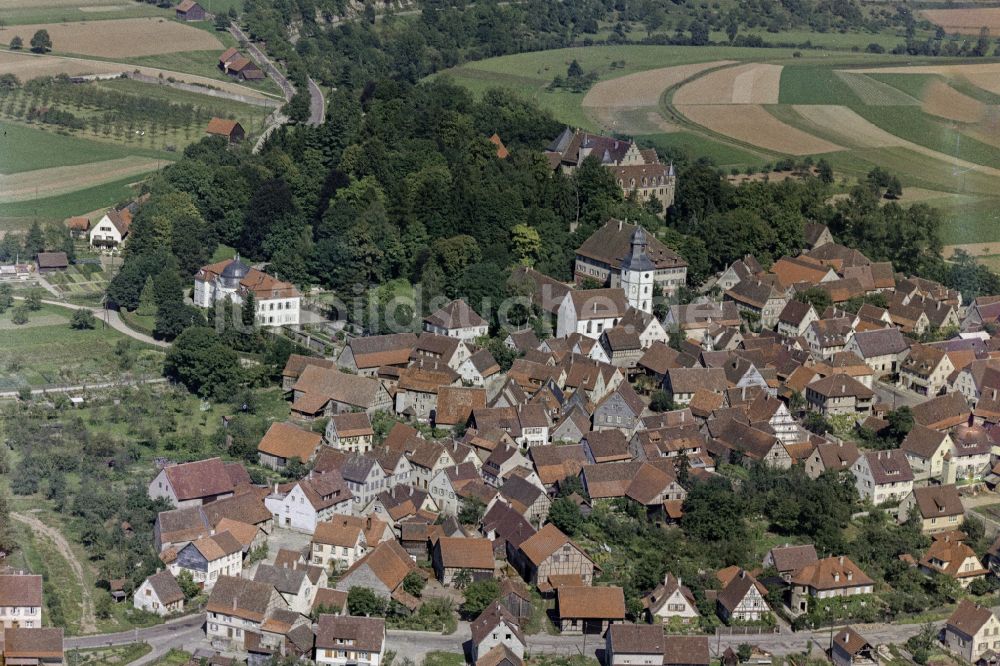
[0,174,142,230]
[0,1,170,25]
[210,243,236,263]
[0,303,164,389]
[0,120,155,174]
[423,652,466,666]
[119,308,156,336]
[65,644,153,665]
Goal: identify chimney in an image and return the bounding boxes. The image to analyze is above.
[739,570,746,580]
[618,220,623,232]
[839,556,844,565]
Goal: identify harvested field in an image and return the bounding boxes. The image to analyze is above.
[0,0,130,8]
[0,51,274,100]
[583,61,735,108]
[921,79,986,123]
[921,8,1000,34]
[675,104,842,155]
[792,105,905,148]
[834,71,920,106]
[0,156,161,202]
[672,63,783,105]
[0,18,221,58]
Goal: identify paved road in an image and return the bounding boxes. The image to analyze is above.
[14,296,169,348]
[874,380,925,410]
[66,613,206,664]
[229,23,295,102]
[0,377,167,400]
[307,76,325,125]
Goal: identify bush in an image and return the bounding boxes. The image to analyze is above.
[70,309,96,330]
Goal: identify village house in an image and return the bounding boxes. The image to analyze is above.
[254,562,322,616]
[953,359,1000,405]
[499,476,551,525]
[949,425,993,481]
[483,444,531,487]
[166,531,243,591]
[605,624,664,666]
[315,615,386,666]
[205,117,245,143]
[432,537,497,586]
[557,288,630,339]
[511,523,596,589]
[944,601,1000,664]
[911,392,972,431]
[804,441,860,480]
[394,365,461,422]
[764,544,818,582]
[282,354,337,391]
[35,251,67,274]
[665,301,742,340]
[134,569,185,617]
[148,457,246,509]
[364,486,438,533]
[175,0,206,20]
[747,394,803,445]
[311,514,392,572]
[777,300,818,339]
[218,46,264,80]
[324,412,374,453]
[290,366,393,419]
[805,374,874,416]
[789,556,874,614]
[845,328,910,378]
[314,449,390,511]
[194,257,300,327]
[852,450,914,505]
[428,462,480,516]
[805,318,855,360]
[716,568,770,623]
[724,279,789,329]
[663,636,711,666]
[471,602,526,663]
[641,573,699,624]
[0,574,42,629]
[337,333,417,377]
[556,585,626,635]
[900,344,955,396]
[2,627,64,665]
[899,485,965,534]
[89,208,131,248]
[213,517,264,556]
[831,628,879,666]
[459,349,502,387]
[264,473,352,533]
[804,223,835,250]
[412,333,472,370]
[257,421,323,472]
[663,367,727,405]
[593,382,646,434]
[547,130,678,209]
[65,215,90,238]
[920,534,988,588]
[206,575,288,651]
[423,299,489,341]
[900,426,953,482]
[334,541,421,609]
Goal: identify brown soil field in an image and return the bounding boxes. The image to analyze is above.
[583,61,735,108]
[792,105,904,148]
[0,51,274,100]
[0,156,161,202]
[675,104,841,155]
[0,18,221,58]
[673,63,782,105]
[921,8,1000,34]
[921,79,986,123]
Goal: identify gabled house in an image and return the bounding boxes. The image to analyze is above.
[206,575,289,651]
[804,440,860,480]
[471,602,526,663]
[498,475,551,525]
[899,485,965,534]
[764,544,818,582]
[264,473,353,533]
[432,537,496,586]
[89,208,131,248]
[641,573,699,624]
[832,627,879,666]
[134,570,184,617]
[777,300,818,339]
[283,354,338,391]
[805,374,874,417]
[511,523,596,589]
[724,279,789,329]
[166,530,242,591]
[920,534,988,588]
[483,444,531,487]
[290,366,393,419]
[556,585,625,634]
[949,425,993,482]
[337,333,417,377]
[899,425,952,482]
[2,627,64,666]
[944,600,1000,664]
[335,540,421,609]
[606,623,664,666]
[556,288,630,339]
[459,349,502,386]
[0,574,42,629]
[311,514,393,572]
[716,567,770,623]
[900,344,955,396]
[593,382,645,434]
[254,561,323,615]
[313,449,390,510]
[852,450,913,506]
[324,413,374,454]
[845,328,909,378]
[148,457,245,509]
[315,615,386,666]
[424,299,489,341]
[257,421,323,471]
[911,392,971,431]
[365,486,438,533]
[664,368,727,405]
[789,556,874,613]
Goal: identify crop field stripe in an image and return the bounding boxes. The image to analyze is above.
[778,65,861,105]
[0,157,163,203]
[834,71,922,106]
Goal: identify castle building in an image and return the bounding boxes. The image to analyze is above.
[575,219,687,296]
[194,256,301,327]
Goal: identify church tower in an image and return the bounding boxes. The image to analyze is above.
[620,225,656,314]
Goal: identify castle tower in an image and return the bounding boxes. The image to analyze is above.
[620,225,655,314]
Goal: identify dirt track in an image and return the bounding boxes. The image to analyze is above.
[12,512,97,634]
[0,17,221,58]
